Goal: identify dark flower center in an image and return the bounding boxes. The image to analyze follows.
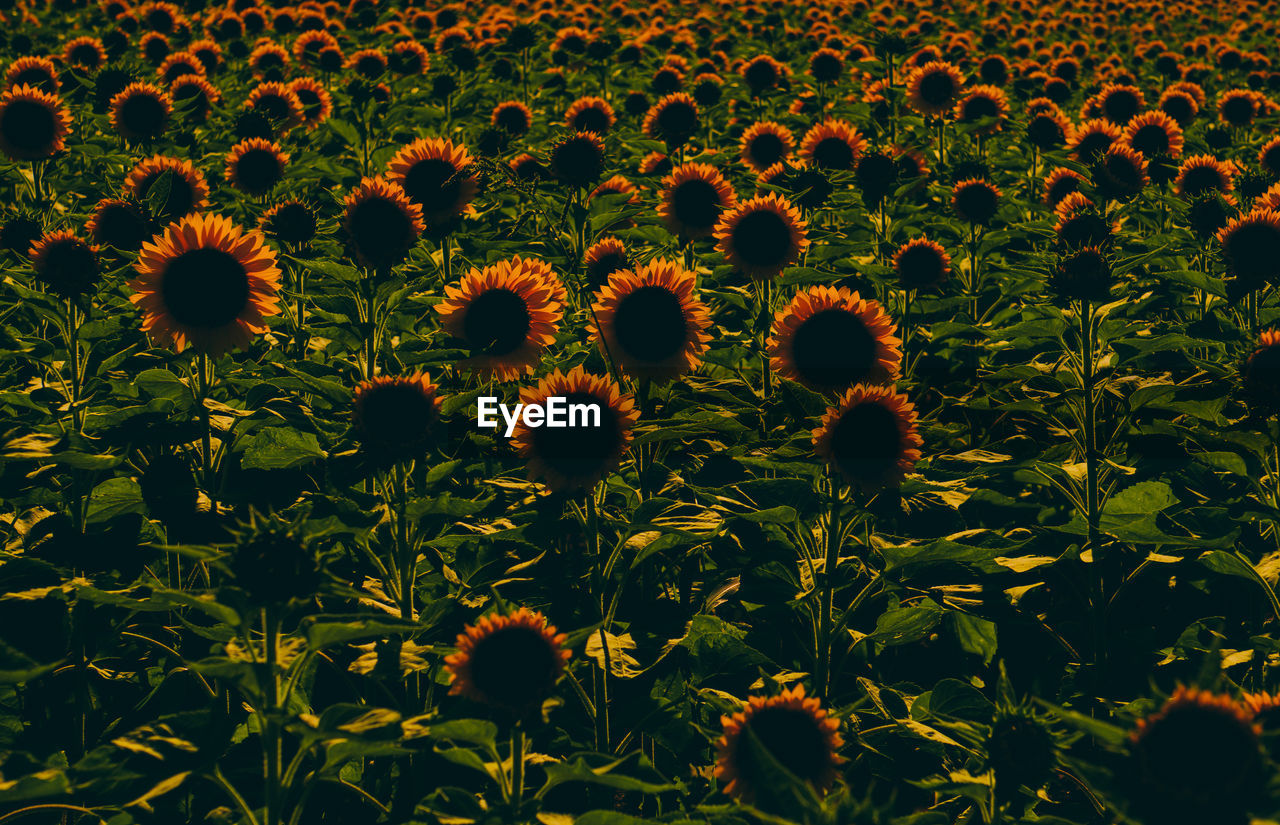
[530,390,621,484]
[963,95,999,121]
[897,244,946,288]
[744,59,779,91]
[1057,211,1111,247]
[71,44,101,65]
[1131,705,1262,807]
[294,87,322,117]
[92,203,150,250]
[1221,95,1255,125]
[265,203,316,245]
[467,624,561,709]
[1224,220,1280,282]
[495,105,529,134]
[586,251,627,292]
[1075,130,1115,160]
[790,309,877,388]
[1102,90,1140,123]
[1,99,56,154]
[1027,114,1066,149]
[671,178,723,232]
[812,136,855,171]
[572,106,611,134]
[356,55,385,77]
[955,183,999,224]
[1129,124,1170,155]
[613,285,687,363]
[119,92,167,138]
[811,53,841,82]
[13,68,54,90]
[1161,95,1193,125]
[234,148,283,192]
[654,102,698,145]
[918,70,957,106]
[357,381,435,449]
[748,131,786,168]
[253,93,293,124]
[856,152,897,203]
[1180,165,1225,196]
[463,288,530,355]
[732,209,792,269]
[829,400,902,482]
[161,248,250,328]
[348,196,415,268]
[403,157,464,214]
[35,239,97,296]
[255,52,284,71]
[552,136,604,185]
[732,706,832,789]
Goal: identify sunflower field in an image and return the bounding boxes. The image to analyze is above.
[9,0,1280,822]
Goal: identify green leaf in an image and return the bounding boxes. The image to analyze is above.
[950,612,998,665]
[240,427,326,470]
[868,599,945,646]
[86,477,145,524]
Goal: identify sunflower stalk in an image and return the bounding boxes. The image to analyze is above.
[816,472,842,700]
[1077,297,1106,674]
[261,606,284,825]
[584,490,610,752]
[195,352,217,510]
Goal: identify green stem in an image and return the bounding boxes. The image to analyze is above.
[65,297,82,432]
[1079,298,1104,672]
[196,352,216,511]
[510,723,525,810]
[262,607,282,825]
[395,462,413,620]
[817,475,841,699]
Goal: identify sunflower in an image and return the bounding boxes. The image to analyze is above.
[491,100,532,136]
[6,57,59,94]
[584,236,630,292]
[346,48,388,78]
[906,60,964,117]
[1026,107,1073,151]
[170,75,219,121]
[1044,167,1087,207]
[1121,110,1184,159]
[292,29,338,66]
[643,92,700,148]
[510,153,546,182]
[63,36,107,71]
[854,149,899,209]
[385,137,479,238]
[124,155,210,224]
[951,178,1001,225]
[813,383,922,490]
[714,685,845,804]
[509,366,638,492]
[249,42,290,79]
[29,231,100,297]
[342,176,424,271]
[1050,245,1112,301]
[0,85,71,161]
[739,121,794,174]
[225,138,289,196]
[1218,209,1280,288]
[740,54,787,96]
[1093,144,1148,201]
[549,130,606,188]
[768,286,900,393]
[1159,88,1199,127]
[1241,329,1280,410]
[1068,118,1122,162]
[444,608,572,714]
[1175,154,1236,199]
[985,709,1058,795]
[188,38,224,74]
[1092,83,1145,124]
[1219,88,1264,128]
[244,81,304,132]
[260,199,318,247]
[893,237,951,290]
[157,51,205,85]
[1258,137,1280,177]
[128,213,281,355]
[799,119,865,172]
[1054,192,1114,248]
[288,77,333,128]
[658,163,737,240]
[86,198,151,252]
[108,82,171,141]
[564,95,616,134]
[956,85,1008,135]
[590,258,711,381]
[1124,688,1263,825]
[714,193,809,280]
[140,32,171,64]
[809,48,844,84]
[391,39,430,75]
[352,371,441,460]
[435,257,562,381]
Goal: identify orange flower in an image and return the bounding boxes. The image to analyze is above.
[812,384,922,490]
[444,608,572,713]
[714,193,809,280]
[768,286,901,392]
[590,258,712,381]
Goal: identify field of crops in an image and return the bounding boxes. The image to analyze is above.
[5,0,1280,822]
